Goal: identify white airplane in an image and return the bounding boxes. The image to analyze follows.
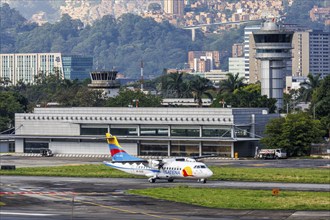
[103,133,213,183]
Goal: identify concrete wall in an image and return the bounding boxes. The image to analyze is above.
[50,142,108,155]
[15,117,80,136]
[15,139,24,153]
[48,141,137,155]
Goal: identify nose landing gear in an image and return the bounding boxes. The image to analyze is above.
[198,179,207,183]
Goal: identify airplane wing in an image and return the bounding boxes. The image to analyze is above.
[192,154,218,160]
[110,159,149,164]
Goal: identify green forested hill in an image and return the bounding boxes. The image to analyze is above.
[0,3,243,77]
[1,3,206,77]
[0,2,326,78]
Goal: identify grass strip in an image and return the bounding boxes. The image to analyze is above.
[0,165,329,184]
[211,166,330,184]
[128,187,330,210]
[0,164,136,178]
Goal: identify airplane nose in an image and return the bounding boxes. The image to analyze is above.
[207,169,213,177]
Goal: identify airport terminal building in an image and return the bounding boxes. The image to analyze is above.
[14,107,279,158]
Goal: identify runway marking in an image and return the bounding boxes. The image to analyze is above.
[0,191,75,195]
[49,194,181,220]
[250,164,266,167]
[0,211,58,216]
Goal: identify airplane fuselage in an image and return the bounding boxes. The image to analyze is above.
[104,133,213,183]
[104,159,213,183]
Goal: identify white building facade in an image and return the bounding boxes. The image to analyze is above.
[14,107,279,158]
[229,57,245,79]
[0,53,63,85]
[244,25,260,82]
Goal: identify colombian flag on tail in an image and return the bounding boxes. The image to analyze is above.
[106,133,145,162]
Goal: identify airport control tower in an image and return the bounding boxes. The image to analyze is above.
[88,71,120,97]
[252,18,293,111]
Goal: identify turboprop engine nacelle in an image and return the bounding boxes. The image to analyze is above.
[149,159,160,168]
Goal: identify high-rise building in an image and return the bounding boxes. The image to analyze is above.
[309,30,330,77]
[291,30,329,78]
[0,53,63,85]
[0,53,93,85]
[164,0,184,16]
[62,55,93,80]
[229,57,245,79]
[188,51,220,72]
[232,43,244,57]
[291,31,310,77]
[244,25,260,82]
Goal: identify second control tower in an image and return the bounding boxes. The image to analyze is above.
[252,18,293,111]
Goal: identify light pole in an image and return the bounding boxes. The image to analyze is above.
[132,99,139,108]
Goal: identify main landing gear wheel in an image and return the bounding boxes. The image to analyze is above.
[198,179,207,183]
[168,179,174,183]
[148,178,156,183]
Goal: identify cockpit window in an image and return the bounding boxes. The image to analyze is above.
[200,165,206,168]
[175,158,185,161]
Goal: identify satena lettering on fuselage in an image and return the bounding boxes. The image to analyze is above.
[103,133,213,183]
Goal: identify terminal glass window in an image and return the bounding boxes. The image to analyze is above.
[140,126,168,136]
[170,141,199,156]
[24,139,49,153]
[80,125,108,135]
[9,142,15,152]
[140,141,168,156]
[110,126,137,136]
[202,127,231,138]
[171,127,199,137]
[202,142,231,157]
[81,127,108,135]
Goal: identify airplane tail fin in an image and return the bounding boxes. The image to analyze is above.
[106,133,144,162]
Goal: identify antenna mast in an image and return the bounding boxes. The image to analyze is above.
[140,60,144,91]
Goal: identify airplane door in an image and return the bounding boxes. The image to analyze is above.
[193,166,202,176]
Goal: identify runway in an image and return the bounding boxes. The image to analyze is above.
[1,176,329,220]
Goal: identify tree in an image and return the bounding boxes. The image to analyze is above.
[283,89,300,113]
[161,72,190,98]
[312,75,330,138]
[0,91,27,132]
[189,76,214,107]
[72,87,104,107]
[219,73,245,94]
[213,83,277,113]
[261,112,324,156]
[105,89,162,107]
[299,73,321,103]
